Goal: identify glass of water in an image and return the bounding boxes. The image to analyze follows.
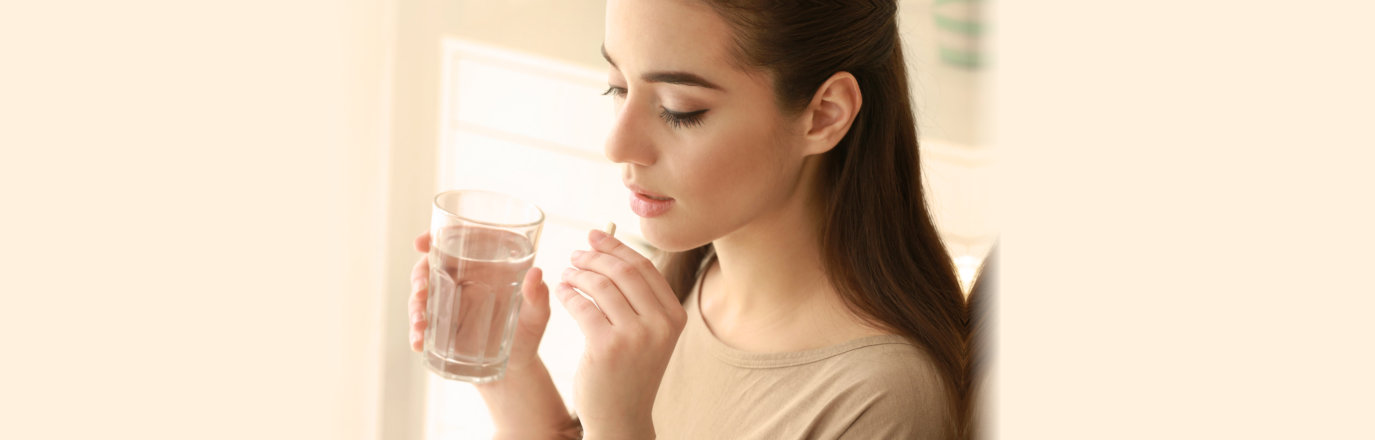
[422,190,544,383]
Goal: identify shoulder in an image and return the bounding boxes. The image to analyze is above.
[833,339,953,439]
[830,337,944,388]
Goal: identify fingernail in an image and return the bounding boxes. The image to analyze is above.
[589,229,609,244]
[571,250,585,260]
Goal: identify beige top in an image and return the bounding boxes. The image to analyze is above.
[651,262,952,439]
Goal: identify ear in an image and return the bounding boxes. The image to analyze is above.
[798,71,862,157]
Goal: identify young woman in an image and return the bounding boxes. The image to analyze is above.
[409,0,966,438]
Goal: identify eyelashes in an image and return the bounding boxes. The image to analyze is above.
[658,108,707,129]
[601,85,626,98]
[602,85,708,129]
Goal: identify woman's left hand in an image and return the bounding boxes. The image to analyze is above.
[554,228,687,439]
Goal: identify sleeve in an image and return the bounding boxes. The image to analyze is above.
[837,390,950,439]
[837,352,953,440]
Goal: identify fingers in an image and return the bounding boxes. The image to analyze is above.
[409,251,429,352]
[521,267,551,322]
[409,284,428,352]
[568,248,659,319]
[552,279,611,337]
[410,253,429,289]
[586,229,681,316]
[414,231,431,253]
[560,266,637,325]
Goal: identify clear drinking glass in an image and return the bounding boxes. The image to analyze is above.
[422,190,544,383]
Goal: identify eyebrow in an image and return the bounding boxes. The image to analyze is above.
[601,44,724,91]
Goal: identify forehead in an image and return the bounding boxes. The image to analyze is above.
[603,0,739,78]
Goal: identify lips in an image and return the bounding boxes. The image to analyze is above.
[625,183,672,200]
[639,193,672,201]
[625,182,674,217]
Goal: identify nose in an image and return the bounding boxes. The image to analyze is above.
[604,100,657,167]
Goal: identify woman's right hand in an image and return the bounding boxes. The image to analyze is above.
[408,231,554,372]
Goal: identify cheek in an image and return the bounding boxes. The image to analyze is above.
[680,123,791,216]
[644,143,779,251]
[640,106,797,251]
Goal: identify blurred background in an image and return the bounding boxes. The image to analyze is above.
[0,1,992,438]
[5,0,1371,439]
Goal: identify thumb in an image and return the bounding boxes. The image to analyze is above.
[414,231,431,253]
[521,267,552,325]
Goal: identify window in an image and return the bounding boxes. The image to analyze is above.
[423,38,649,439]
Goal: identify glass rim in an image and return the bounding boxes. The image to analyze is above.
[432,189,545,228]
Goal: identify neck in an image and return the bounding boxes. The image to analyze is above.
[711,190,828,325]
[703,156,867,347]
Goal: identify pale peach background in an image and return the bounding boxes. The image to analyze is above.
[1,1,391,439]
[992,1,1375,438]
[2,1,1372,440]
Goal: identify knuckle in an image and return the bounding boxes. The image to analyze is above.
[573,300,599,318]
[559,288,586,308]
[647,314,683,340]
[575,250,595,265]
[553,285,573,303]
[647,319,673,338]
[634,259,656,274]
[611,262,636,279]
[593,276,616,292]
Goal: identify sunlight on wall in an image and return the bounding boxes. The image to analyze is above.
[955,254,982,293]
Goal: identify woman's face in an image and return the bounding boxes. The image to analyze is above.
[604,0,809,252]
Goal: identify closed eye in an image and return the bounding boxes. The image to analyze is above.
[604,85,708,129]
[601,85,627,98]
[659,108,708,129]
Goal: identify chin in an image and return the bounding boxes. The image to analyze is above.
[639,217,712,253]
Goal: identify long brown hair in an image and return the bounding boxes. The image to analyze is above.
[965,246,996,440]
[657,1,967,437]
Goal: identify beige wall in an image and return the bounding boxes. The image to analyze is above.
[1,1,392,439]
[450,0,608,70]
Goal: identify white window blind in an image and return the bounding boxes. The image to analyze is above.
[424,38,653,440]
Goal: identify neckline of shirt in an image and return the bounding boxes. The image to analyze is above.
[686,253,913,369]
